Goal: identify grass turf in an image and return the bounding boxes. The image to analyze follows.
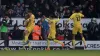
[0,50,100,56]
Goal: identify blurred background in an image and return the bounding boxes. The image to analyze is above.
[0,0,100,41]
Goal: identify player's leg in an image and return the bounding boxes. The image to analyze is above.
[23,28,32,48]
[46,34,51,50]
[72,34,76,48]
[53,39,64,47]
[1,32,9,50]
[72,27,77,49]
[51,32,64,47]
[80,33,86,48]
[23,29,30,44]
[79,27,86,48]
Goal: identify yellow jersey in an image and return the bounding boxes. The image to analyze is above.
[47,18,59,32]
[68,13,84,26]
[26,14,35,28]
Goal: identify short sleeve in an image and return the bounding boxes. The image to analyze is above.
[80,13,84,17]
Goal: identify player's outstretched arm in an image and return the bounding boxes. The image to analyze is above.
[65,13,73,24]
[65,18,71,24]
[55,16,60,23]
[46,18,50,21]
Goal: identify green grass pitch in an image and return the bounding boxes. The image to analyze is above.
[0,50,100,56]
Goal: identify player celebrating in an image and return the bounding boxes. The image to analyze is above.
[66,7,86,49]
[46,15,64,50]
[23,10,35,48]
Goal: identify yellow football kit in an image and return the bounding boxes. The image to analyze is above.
[67,12,86,48]
[47,18,59,39]
[24,14,35,43]
[46,18,64,50]
[68,13,84,34]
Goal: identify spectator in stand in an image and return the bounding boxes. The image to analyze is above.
[14,2,24,17]
[69,2,75,13]
[41,15,49,40]
[64,9,71,18]
[0,7,2,19]
[1,0,100,18]
[11,25,22,40]
[0,6,5,18]
[33,2,40,18]
[63,22,72,40]
[87,5,98,18]
[87,18,98,40]
[96,0,100,17]
[29,0,36,11]
[59,0,66,6]
[44,3,51,17]
[21,3,25,17]
[7,9,15,18]
[39,0,46,14]
[36,12,42,18]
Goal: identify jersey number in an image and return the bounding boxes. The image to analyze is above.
[76,16,80,21]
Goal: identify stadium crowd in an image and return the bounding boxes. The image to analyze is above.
[0,0,100,41]
[0,0,100,18]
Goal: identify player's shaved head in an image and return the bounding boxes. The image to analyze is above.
[27,10,33,16]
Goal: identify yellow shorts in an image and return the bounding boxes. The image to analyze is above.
[48,31,56,39]
[72,25,82,34]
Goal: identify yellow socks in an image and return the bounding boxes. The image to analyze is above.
[72,39,75,47]
[82,37,86,46]
[54,39,63,44]
[24,36,28,42]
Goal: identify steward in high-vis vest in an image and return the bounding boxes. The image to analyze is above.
[32,20,42,40]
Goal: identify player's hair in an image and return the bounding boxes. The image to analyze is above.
[74,7,80,13]
[27,10,32,13]
[25,14,30,20]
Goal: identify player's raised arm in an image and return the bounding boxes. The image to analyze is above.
[66,18,71,23]
[55,16,60,23]
[46,18,50,21]
[46,15,53,22]
[81,13,84,18]
[65,14,74,24]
